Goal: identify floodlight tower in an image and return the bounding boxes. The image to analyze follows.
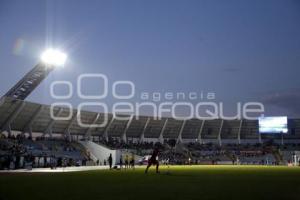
[3,49,67,100]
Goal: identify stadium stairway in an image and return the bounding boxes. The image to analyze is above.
[79,141,120,166]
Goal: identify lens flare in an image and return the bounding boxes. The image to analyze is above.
[40,49,67,67]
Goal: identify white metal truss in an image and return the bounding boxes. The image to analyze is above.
[158,118,168,143]
[140,117,150,142]
[197,120,205,144]
[218,119,224,146]
[0,101,25,135]
[121,115,133,143]
[177,120,186,143]
[85,113,100,139]
[43,108,63,137]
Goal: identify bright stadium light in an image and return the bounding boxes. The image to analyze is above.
[40,49,67,67]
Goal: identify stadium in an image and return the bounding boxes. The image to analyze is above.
[1,1,300,200]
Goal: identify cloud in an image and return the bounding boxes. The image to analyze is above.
[261,88,300,117]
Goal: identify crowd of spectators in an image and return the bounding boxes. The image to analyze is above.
[95,138,297,165]
[0,134,89,170]
[96,137,165,153]
[2,133,299,169]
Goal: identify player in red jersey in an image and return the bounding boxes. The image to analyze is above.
[145,148,160,174]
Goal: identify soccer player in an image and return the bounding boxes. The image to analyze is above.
[108,154,113,170]
[125,154,129,169]
[130,153,135,169]
[119,155,123,169]
[145,148,160,174]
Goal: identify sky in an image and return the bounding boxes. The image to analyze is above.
[0,0,300,118]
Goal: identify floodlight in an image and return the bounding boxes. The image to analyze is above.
[40,49,67,67]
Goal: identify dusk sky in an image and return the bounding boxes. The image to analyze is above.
[0,0,300,118]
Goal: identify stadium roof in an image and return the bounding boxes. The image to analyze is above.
[0,97,299,143]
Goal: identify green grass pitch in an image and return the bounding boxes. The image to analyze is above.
[1,165,300,200]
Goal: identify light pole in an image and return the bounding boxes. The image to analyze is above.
[3,49,67,100]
